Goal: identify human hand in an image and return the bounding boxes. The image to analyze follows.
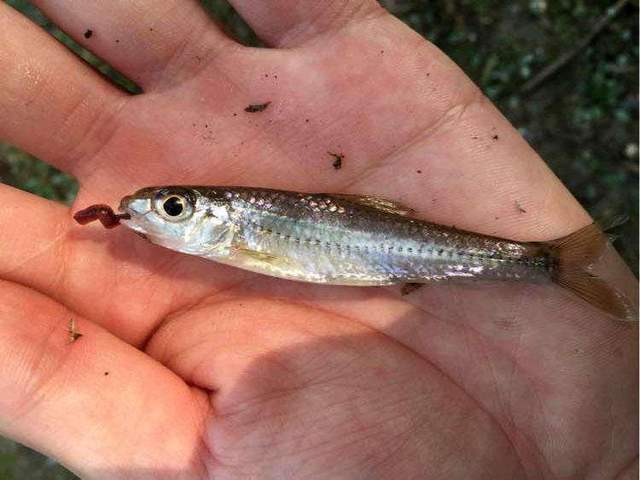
[0,1,637,478]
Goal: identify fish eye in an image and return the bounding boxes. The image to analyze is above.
[154,192,194,221]
[163,196,185,216]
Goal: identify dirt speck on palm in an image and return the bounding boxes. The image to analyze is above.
[328,152,344,170]
[244,102,271,113]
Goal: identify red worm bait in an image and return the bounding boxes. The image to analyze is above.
[73,204,130,229]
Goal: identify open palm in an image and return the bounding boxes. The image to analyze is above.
[0,1,637,479]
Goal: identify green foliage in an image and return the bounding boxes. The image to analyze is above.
[200,0,260,46]
[0,437,79,479]
[0,144,77,204]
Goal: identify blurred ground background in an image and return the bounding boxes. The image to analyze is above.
[0,0,638,478]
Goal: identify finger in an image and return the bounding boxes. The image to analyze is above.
[227,0,384,47]
[0,3,124,176]
[0,185,243,346]
[0,280,209,479]
[28,0,236,88]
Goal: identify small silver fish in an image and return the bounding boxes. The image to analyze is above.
[75,186,631,320]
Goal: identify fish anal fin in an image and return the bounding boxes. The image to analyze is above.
[329,194,415,216]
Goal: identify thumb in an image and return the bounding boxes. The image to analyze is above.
[0,281,209,479]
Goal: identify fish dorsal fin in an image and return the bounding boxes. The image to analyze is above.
[328,194,415,216]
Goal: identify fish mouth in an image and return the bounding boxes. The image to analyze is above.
[118,195,151,216]
[118,195,131,213]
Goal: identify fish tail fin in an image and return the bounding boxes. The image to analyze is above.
[543,223,634,321]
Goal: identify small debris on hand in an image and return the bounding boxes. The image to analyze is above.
[244,102,271,113]
[68,319,82,343]
[515,201,527,213]
[328,152,344,170]
[84,29,93,39]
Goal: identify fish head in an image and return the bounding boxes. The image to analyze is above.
[118,186,234,256]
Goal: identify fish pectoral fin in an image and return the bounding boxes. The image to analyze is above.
[329,194,415,216]
[234,246,291,267]
[235,247,279,262]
